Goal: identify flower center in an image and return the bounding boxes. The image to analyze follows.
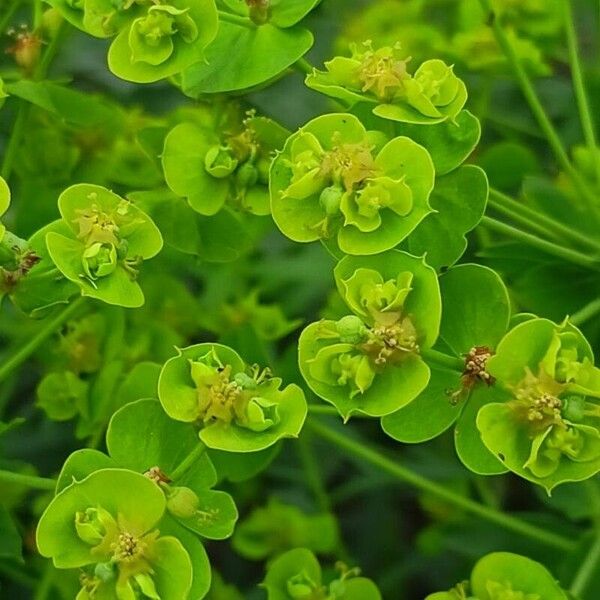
[320,137,378,191]
[360,318,419,366]
[356,42,412,102]
[463,346,495,385]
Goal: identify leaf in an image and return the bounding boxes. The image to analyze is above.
[107,399,217,489]
[408,164,489,271]
[439,264,510,356]
[208,444,280,482]
[393,110,481,176]
[159,515,212,600]
[0,176,10,218]
[381,366,462,443]
[181,21,313,96]
[114,362,161,407]
[471,552,568,599]
[175,488,238,540]
[0,505,23,562]
[454,386,509,476]
[162,123,228,216]
[56,449,117,493]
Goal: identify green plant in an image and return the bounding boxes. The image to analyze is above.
[2,0,600,598]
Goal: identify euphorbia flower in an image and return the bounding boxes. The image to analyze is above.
[270,113,435,255]
[306,42,467,125]
[299,250,441,419]
[37,469,193,600]
[477,318,600,491]
[158,343,307,452]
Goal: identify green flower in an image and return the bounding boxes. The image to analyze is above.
[48,0,218,83]
[477,318,600,492]
[306,42,467,125]
[299,251,441,419]
[262,548,381,600]
[37,469,193,600]
[426,552,568,600]
[45,184,163,308]
[162,107,289,216]
[270,113,435,255]
[158,343,307,452]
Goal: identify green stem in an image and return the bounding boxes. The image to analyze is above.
[478,0,599,211]
[0,469,56,490]
[0,296,85,384]
[481,216,600,270]
[569,529,600,598]
[295,57,314,76]
[296,433,331,512]
[308,419,577,552]
[35,20,66,81]
[170,442,206,481]
[421,348,464,372]
[33,564,55,600]
[0,561,36,589]
[0,0,21,34]
[1,102,29,181]
[563,0,600,186]
[217,10,255,28]
[489,188,600,252]
[570,297,600,327]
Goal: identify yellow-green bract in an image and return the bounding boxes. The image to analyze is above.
[158,343,307,452]
[270,113,435,255]
[477,318,600,492]
[299,250,441,419]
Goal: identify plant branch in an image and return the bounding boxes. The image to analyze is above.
[0,469,56,491]
[217,10,255,28]
[308,419,578,552]
[481,216,600,270]
[296,432,332,512]
[570,529,600,598]
[0,297,85,384]
[294,57,314,76]
[570,297,600,327]
[478,0,599,210]
[421,348,464,372]
[489,188,600,252]
[170,442,206,481]
[563,0,600,186]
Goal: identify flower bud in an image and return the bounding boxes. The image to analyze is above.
[236,162,259,189]
[167,486,200,519]
[94,562,115,583]
[563,395,586,423]
[42,8,64,39]
[286,572,318,599]
[234,372,257,389]
[335,315,367,344]
[75,507,116,546]
[205,145,238,178]
[0,231,28,271]
[248,0,271,25]
[319,185,344,215]
[7,28,42,75]
[244,396,280,432]
[82,242,118,280]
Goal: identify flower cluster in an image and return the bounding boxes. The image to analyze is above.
[49,0,218,82]
[306,41,467,124]
[45,184,162,307]
[270,113,435,254]
[299,250,441,419]
[159,343,307,452]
